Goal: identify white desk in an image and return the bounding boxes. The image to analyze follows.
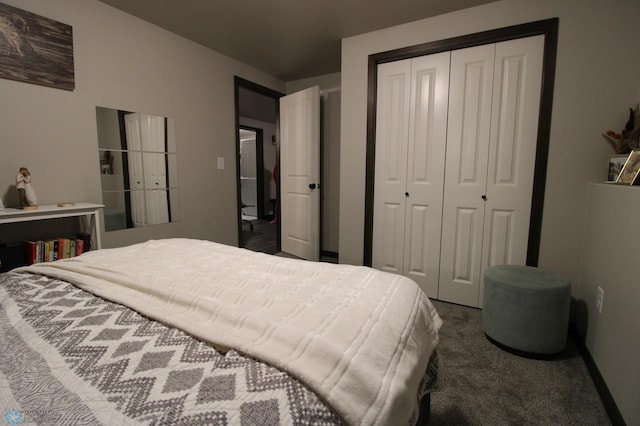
[0,203,104,250]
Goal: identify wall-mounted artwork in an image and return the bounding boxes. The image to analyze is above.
[0,2,74,91]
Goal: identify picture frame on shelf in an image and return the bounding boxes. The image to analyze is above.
[615,149,640,185]
[607,154,628,182]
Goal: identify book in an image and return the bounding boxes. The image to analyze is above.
[76,238,84,256]
[69,239,76,257]
[22,241,38,265]
[21,234,90,265]
[76,233,91,252]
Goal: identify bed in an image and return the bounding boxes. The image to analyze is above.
[0,239,441,425]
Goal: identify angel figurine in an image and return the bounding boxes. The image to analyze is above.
[16,167,38,209]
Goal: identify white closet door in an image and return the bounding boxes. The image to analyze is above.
[439,36,544,307]
[140,114,166,152]
[143,153,167,190]
[124,113,142,151]
[372,60,411,275]
[479,35,544,306]
[145,189,169,225]
[438,44,496,307]
[130,190,146,227]
[124,114,144,191]
[403,53,450,297]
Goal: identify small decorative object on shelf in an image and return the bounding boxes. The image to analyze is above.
[607,154,628,182]
[615,149,640,185]
[57,202,75,207]
[602,104,640,154]
[15,167,38,210]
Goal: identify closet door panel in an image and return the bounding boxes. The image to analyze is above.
[373,60,411,274]
[480,35,544,305]
[143,152,167,190]
[452,207,479,282]
[145,189,169,225]
[403,52,450,297]
[379,202,405,273]
[485,209,514,266]
[439,44,495,307]
[140,114,166,152]
[130,190,146,227]
[124,114,144,191]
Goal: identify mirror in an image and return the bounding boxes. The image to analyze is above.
[96,106,180,232]
[239,128,258,221]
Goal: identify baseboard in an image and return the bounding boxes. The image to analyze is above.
[320,250,338,260]
[569,325,626,426]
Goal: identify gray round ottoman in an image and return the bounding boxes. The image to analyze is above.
[482,265,571,355]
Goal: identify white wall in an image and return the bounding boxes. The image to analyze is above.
[0,0,284,248]
[581,184,640,425]
[339,0,640,423]
[286,73,341,254]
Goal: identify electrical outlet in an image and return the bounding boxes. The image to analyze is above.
[595,286,604,314]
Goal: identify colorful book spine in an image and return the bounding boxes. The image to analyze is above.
[22,236,90,264]
[21,241,38,265]
[76,238,84,256]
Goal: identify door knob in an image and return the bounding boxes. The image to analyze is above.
[309,183,316,190]
[482,195,487,201]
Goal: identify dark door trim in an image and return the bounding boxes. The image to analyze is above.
[234,76,284,249]
[363,18,559,266]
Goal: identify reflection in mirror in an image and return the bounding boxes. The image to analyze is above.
[239,128,258,220]
[96,107,180,232]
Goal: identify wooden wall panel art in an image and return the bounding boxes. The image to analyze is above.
[0,2,74,91]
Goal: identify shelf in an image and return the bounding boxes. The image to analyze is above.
[0,203,104,249]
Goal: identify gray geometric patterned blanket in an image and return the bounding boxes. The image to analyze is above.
[0,272,438,425]
[0,273,341,425]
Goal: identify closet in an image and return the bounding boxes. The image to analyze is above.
[372,35,544,308]
[124,113,170,227]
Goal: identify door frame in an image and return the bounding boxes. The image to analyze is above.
[363,18,559,266]
[234,77,284,249]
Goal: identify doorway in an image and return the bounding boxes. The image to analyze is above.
[234,77,283,254]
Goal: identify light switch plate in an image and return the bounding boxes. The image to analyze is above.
[217,157,224,170]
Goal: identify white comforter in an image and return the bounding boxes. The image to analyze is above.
[17,239,442,425]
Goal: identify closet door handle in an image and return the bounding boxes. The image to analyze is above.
[481,195,487,201]
[405,192,410,197]
[309,183,317,190]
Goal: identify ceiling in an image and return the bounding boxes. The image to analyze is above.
[97,0,498,81]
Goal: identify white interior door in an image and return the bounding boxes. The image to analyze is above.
[403,53,450,298]
[438,43,496,307]
[124,113,146,227]
[372,60,411,275]
[372,53,450,298]
[438,36,544,307]
[279,86,321,261]
[125,112,170,227]
[479,35,544,306]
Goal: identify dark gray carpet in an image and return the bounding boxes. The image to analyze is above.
[428,300,610,425]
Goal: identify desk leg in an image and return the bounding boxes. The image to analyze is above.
[93,210,102,250]
[80,211,102,251]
